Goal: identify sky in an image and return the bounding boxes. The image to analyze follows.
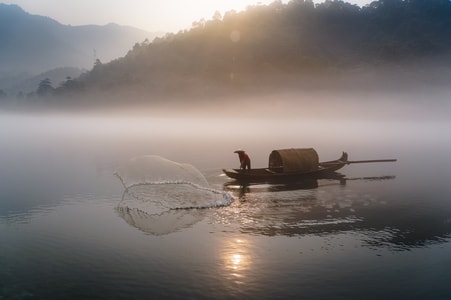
[3,0,372,33]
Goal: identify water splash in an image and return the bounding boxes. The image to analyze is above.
[115,155,209,189]
[114,155,233,215]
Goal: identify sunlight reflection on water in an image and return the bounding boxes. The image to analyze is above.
[1,109,451,299]
[221,238,253,285]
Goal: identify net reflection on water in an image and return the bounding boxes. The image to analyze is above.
[114,155,233,235]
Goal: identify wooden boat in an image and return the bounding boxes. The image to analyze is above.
[223,148,396,183]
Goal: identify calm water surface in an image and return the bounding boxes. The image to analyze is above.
[1,111,450,299]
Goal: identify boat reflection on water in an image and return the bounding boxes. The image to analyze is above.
[223,173,397,197]
[219,173,451,251]
[224,178,322,196]
[223,172,348,198]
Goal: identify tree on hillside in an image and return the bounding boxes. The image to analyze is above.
[57,0,451,98]
[37,78,54,97]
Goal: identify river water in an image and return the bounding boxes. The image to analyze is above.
[1,104,450,299]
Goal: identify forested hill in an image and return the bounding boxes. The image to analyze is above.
[57,0,451,100]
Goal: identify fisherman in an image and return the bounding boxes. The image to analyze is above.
[234,149,251,170]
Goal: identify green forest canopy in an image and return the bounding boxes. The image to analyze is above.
[43,0,451,100]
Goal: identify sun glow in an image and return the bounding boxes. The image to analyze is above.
[142,0,288,32]
[4,0,372,33]
[232,254,242,268]
[221,238,253,283]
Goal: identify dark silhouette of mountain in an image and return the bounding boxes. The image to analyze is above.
[0,3,160,95]
[55,0,450,102]
[4,0,451,106]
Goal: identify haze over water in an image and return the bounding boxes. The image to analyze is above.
[2,0,451,297]
[1,92,450,299]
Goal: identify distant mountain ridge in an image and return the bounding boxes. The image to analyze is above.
[3,0,451,105]
[65,0,451,101]
[0,3,160,89]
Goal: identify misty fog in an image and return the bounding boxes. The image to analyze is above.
[3,2,451,299]
[1,89,449,173]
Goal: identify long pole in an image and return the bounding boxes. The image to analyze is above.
[346,159,397,164]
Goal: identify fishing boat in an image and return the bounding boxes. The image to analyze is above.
[222,148,396,183]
